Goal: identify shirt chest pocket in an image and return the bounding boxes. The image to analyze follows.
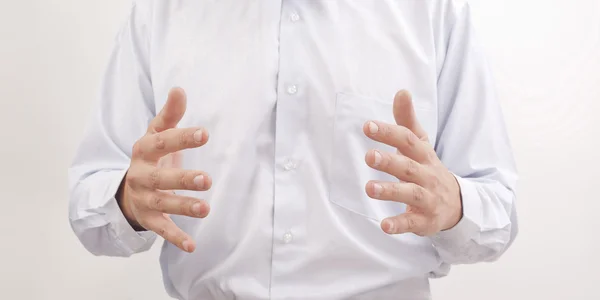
[329,92,436,221]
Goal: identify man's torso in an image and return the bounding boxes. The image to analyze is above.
[137,1,456,299]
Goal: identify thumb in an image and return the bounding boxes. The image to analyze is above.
[393,90,429,142]
[148,87,187,133]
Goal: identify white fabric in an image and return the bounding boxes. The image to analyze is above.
[68,1,519,299]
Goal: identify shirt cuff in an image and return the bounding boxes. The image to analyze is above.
[105,169,156,254]
[431,175,482,250]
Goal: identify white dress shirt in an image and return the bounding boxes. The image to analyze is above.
[68,1,519,299]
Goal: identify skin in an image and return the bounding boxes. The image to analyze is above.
[117,88,463,253]
[117,87,212,253]
[363,90,463,236]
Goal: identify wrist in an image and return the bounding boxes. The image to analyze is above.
[442,173,464,231]
[116,175,145,231]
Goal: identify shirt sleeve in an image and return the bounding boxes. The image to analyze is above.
[68,1,158,257]
[430,1,519,264]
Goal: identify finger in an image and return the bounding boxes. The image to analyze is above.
[366,181,434,211]
[382,213,431,236]
[363,121,433,163]
[141,213,196,253]
[144,190,210,218]
[393,90,429,142]
[133,127,209,162]
[129,165,212,191]
[148,87,187,134]
[365,149,431,186]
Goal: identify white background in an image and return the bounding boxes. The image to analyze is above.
[0,0,598,299]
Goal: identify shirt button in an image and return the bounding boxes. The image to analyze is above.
[286,85,298,95]
[283,159,297,171]
[290,12,300,22]
[283,232,294,244]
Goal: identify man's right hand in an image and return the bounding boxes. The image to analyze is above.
[116,87,211,253]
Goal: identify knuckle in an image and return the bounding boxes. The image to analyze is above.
[157,227,167,238]
[177,231,187,243]
[154,133,166,150]
[179,204,187,216]
[168,229,185,244]
[179,171,190,189]
[126,169,141,185]
[381,125,392,138]
[391,183,402,199]
[149,169,161,189]
[405,159,418,177]
[180,199,192,216]
[406,216,417,230]
[412,184,424,203]
[179,130,192,148]
[132,141,144,158]
[381,152,392,169]
[151,194,164,211]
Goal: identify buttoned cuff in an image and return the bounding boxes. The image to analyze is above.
[106,169,156,254]
[431,175,482,250]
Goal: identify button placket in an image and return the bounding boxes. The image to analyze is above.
[270,2,307,297]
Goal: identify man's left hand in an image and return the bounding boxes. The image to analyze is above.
[363,90,463,236]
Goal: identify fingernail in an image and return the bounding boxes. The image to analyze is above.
[193,175,205,189]
[182,240,191,252]
[385,220,395,233]
[373,183,383,197]
[373,151,382,167]
[192,203,203,216]
[368,121,379,134]
[193,129,204,143]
